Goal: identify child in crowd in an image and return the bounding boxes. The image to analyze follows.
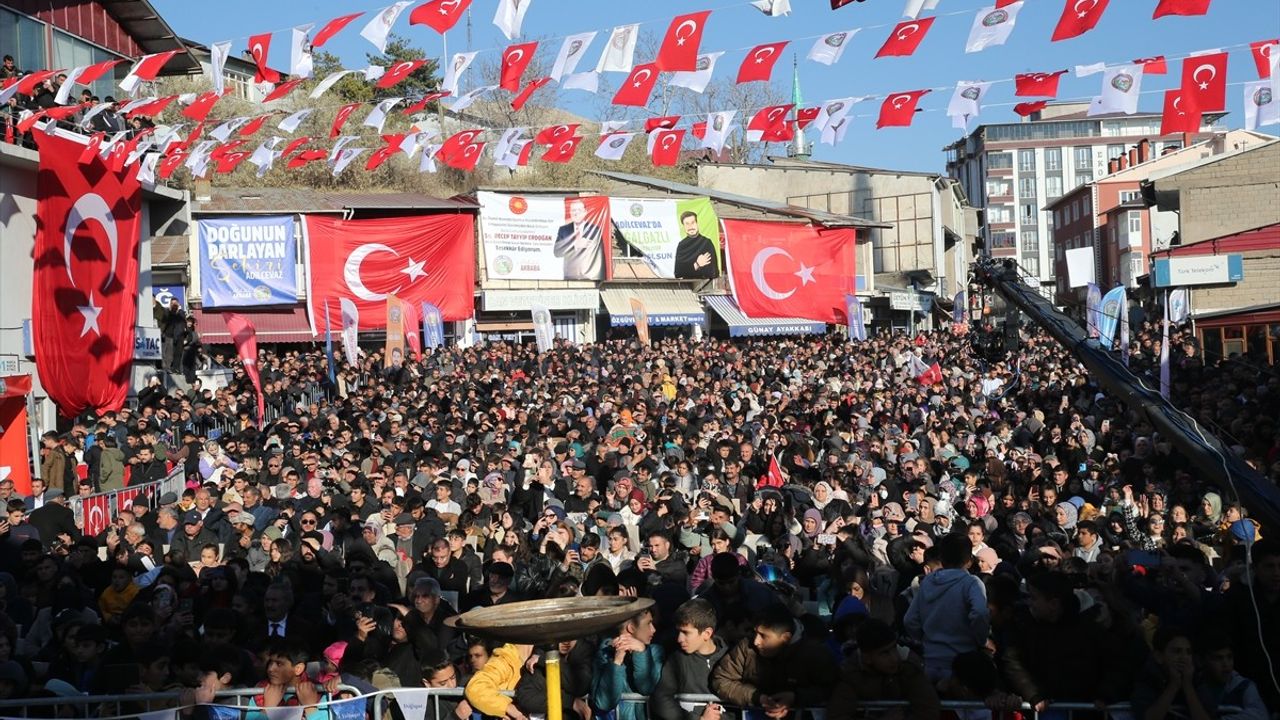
[653,599,729,720]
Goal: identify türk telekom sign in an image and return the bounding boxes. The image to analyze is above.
[1151,254,1244,287]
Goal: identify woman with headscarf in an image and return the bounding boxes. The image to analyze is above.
[1054,501,1079,543]
[1196,492,1223,539]
[198,440,240,485]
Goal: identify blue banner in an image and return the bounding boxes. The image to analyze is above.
[324,303,336,385]
[952,291,965,324]
[153,285,186,308]
[1098,285,1126,350]
[199,215,297,307]
[422,302,445,349]
[1086,283,1101,338]
[845,294,866,341]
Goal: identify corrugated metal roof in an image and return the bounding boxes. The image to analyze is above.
[196,188,477,214]
[193,307,315,344]
[150,235,188,267]
[98,0,199,73]
[704,295,827,337]
[589,170,890,229]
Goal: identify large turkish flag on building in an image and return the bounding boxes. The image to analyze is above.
[0,375,33,494]
[303,214,476,333]
[723,219,857,324]
[33,130,141,418]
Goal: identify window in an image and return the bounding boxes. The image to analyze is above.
[991,231,1016,249]
[51,30,121,101]
[1023,257,1041,277]
[986,180,1011,197]
[1045,176,1064,199]
[1128,210,1142,235]
[1071,201,1079,223]
[987,152,1013,169]
[1074,146,1093,172]
[987,206,1012,224]
[1044,148,1062,172]
[1021,230,1039,254]
[1019,177,1037,199]
[1018,149,1037,173]
[985,121,1101,143]
[1075,171,1094,187]
[1107,144,1125,160]
[1021,204,1038,225]
[1120,190,1141,203]
[0,8,47,73]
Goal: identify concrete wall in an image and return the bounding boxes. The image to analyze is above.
[1194,249,1280,314]
[1165,143,1280,244]
[0,158,40,384]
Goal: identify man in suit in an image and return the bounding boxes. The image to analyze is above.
[89,96,125,133]
[258,582,319,654]
[23,477,48,512]
[553,198,605,280]
[27,488,78,550]
[673,210,719,279]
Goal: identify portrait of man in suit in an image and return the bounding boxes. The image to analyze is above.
[553,198,605,280]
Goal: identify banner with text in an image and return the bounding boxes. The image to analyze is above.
[198,215,298,307]
[478,192,611,281]
[609,197,721,280]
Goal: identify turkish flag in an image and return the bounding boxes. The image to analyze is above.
[158,149,187,178]
[758,455,785,489]
[79,133,105,165]
[877,90,929,128]
[183,90,229,122]
[1153,0,1210,18]
[125,96,177,119]
[650,128,685,167]
[223,313,264,429]
[303,214,476,332]
[410,0,472,33]
[511,77,551,111]
[1015,70,1067,97]
[1251,39,1279,78]
[737,42,788,83]
[1052,0,1109,41]
[377,60,427,89]
[402,301,421,358]
[215,151,252,174]
[1180,52,1227,111]
[875,18,934,58]
[263,78,305,102]
[366,145,399,171]
[210,140,247,161]
[442,141,485,171]
[116,486,143,511]
[402,92,451,114]
[72,59,123,88]
[82,494,111,537]
[32,131,141,417]
[281,137,311,158]
[747,104,794,142]
[238,114,271,137]
[247,33,281,84]
[917,362,944,386]
[0,375,33,494]
[1160,89,1201,134]
[500,42,538,92]
[797,107,820,129]
[313,12,365,47]
[1133,56,1168,74]
[440,128,484,158]
[612,63,660,106]
[645,116,680,133]
[655,10,711,72]
[535,124,579,145]
[331,102,362,138]
[724,218,856,323]
[1013,101,1048,117]
[542,136,582,163]
[288,148,328,169]
[691,122,707,139]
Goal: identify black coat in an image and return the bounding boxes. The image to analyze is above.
[27,502,78,548]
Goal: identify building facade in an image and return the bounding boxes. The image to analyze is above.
[944,102,1224,291]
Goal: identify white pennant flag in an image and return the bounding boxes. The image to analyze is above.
[210,41,232,95]
[595,132,635,160]
[1088,64,1144,116]
[419,144,441,173]
[340,298,360,364]
[807,29,858,66]
[278,108,314,133]
[331,135,360,162]
[185,140,216,171]
[493,0,533,40]
[137,152,159,187]
[492,127,526,164]
[210,116,251,142]
[291,24,315,78]
[118,96,157,115]
[947,80,993,129]
[751,0,792,16]
[55,65,87,105]
[701,110,737,154]
[670,52,723,94]
[363,65,386,82]
[816,97,864,146]
[449,85,495,111]
[599,120,629,135]
[442,51,479,96]
[249,137,282,176]
[495,139,529,169]
[965,3,1022,53]
[152,123,185,152]
[332,147,366,176]
[1075,62,1107,77]
[361,2,412,54]
[391,690,430,720]
[1243,79,1280,130]
[127,139,155,166]
[363,97,403,133]
[596,24,639,73]
[400,131,423,160]
[903,0,941,19]
[561,71,599,93]
[551,32,597,81]
[310,70,358,99]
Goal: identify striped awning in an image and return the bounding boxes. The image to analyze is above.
[704,295,827,337]
[193,307,315,344]
[600,287,704,327]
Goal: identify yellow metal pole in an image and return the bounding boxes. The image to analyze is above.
[545,648,562,720]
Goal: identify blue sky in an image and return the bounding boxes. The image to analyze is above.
[152,0,1278,173]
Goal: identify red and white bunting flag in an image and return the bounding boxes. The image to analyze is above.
[511,77,551,110]
[363,97,403,133]
[651,128,686,166]
[79,132,106,165]
[1088,64,1143,116]
[808,29,857,66]
[1051,0,1109,42]
[796,107,820,129]
[280,137,312,158]
[877,90,929,128]
[550,31,597,81]
[737,42,788,83]
[441,141,485,171]
[1243,79,1280,130]
[1153,0,1210,18]
[287,148,328,169]
[263,78,305,103]
[57,59,123,103]
[746,104,794,142]
[595,132,635,160]
[876,18,934,58]
[493,0,532,40]
[247,33,281,84]
[125,96,177,119]
[691,122,707,139]
[377,59,426,89]
[612,63,660,106]
[409,0,473,33]
[670,52,723,94]
[290,24,314,79]
[314,12,364,47]
[331,103,361,138]
[1014,70,1067,97]
[237,114,272,137]
[965,4,1022,54]
[535,124,579,145]
[645,116,681,133]
[1250,40,1279,79]
[596,24,639,73]
[655,10,711,72]
[702,110,737,153]
[278,108,314,133]
[361,2,413,54]
[500,42,538,92]
[215,150,252,174]
[159,149,188,177]
[119,51,179,93]
[1160,89,1201,134]
[1180,51,1227,112]
[542,136,582,163]
[402,92,450,114]
[1133,56,1167,74]
[366,144,400,172]
[439,128,484,159]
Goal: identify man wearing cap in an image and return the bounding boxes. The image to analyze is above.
[462,561,520,612]
[168,509,218,561]
[26,488,77,549]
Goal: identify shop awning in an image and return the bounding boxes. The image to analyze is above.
[704,295,827,337]
[600,287,704,327]
[482,289,600,312]
[194,307,315,344]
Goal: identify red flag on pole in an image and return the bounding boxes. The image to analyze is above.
[0,375,33,494]
[222,313,264,429]
[758,455,785,489]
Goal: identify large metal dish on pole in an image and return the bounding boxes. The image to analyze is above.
[444,597,654,645]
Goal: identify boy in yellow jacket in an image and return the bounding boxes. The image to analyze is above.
[465,644,536,720]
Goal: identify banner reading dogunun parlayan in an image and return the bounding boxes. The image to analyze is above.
[198,215,298,307]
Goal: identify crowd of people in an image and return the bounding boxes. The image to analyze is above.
[2,56,152,150]
[0,315,1277,720]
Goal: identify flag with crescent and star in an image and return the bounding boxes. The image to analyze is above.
[303,214,475,335]
[0,375,33,494]
[32,129,142,418]
[723,219,857,324]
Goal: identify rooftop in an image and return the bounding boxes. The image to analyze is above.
[195,187,478,214]
[99,0,199,74]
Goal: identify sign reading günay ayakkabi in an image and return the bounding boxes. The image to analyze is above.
[198,216,298,307]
